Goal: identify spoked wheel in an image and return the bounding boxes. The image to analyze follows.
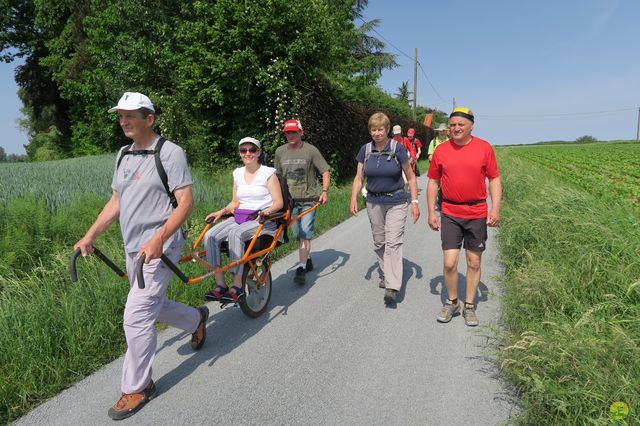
[239,256,272,318]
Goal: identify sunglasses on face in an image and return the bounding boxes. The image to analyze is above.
[239,147,258,154]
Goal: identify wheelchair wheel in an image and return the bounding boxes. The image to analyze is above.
[239,257,272,318]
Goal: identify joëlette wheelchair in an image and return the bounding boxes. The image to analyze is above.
[70,197,320,318]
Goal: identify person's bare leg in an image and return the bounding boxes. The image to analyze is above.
[443,249,461,300]
[464,250,482,304]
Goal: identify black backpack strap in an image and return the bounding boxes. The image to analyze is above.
[116,144,133,169]
[154,137,178,209]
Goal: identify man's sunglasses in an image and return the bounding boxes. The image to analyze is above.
[239,147,258,154]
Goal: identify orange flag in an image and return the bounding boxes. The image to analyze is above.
[423,113,433,127]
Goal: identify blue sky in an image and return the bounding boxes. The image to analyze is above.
[1,0,639,154]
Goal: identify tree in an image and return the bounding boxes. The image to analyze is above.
[1,0,403,166]
[575,135,597,144]
[395,81,411,104]
[0,146,6,162]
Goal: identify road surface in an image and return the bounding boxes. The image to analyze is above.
[17,175,518,425]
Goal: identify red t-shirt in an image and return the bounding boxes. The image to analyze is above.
[404,137,422,159]
[427,136,499,219]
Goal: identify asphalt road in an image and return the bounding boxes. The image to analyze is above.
[17,174,518,425]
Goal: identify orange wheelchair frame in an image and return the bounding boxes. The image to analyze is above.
[70,198,320,318]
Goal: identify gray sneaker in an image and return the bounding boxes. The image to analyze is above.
[384,289,397,304]
[379,278,386,288]
[463,304,479,326]
[436,299,461,323]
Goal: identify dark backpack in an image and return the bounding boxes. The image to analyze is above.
[273,172,293,243]
[116,137,178,208]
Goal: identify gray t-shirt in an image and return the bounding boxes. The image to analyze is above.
[274,142,329,199]
[111,137,193,253]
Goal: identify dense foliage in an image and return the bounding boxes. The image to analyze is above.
[1,0,434,170]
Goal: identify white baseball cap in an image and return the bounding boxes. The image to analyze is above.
[108,92,155,113]
[238,136,261,149]
[392,124,402,135]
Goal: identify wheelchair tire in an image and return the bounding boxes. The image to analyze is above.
[239,259,272,318]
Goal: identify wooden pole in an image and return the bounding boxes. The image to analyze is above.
[636,107,639,141]
[413,48,418,121]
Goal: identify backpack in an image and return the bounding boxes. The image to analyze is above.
[116,137,178,208]
[274,172,293,244]
[363,139,400,174]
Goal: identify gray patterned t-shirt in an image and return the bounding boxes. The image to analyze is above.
[111,137,193,253]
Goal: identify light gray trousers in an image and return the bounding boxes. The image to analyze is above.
[366,202,409,291]
[204,217,276,277]
[122,244,200,394]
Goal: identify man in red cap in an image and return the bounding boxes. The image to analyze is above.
[274,119,330,285]
[404,128,422,176]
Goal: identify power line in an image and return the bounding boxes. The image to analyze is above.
[357,17,447,106]
[477,107,637,119]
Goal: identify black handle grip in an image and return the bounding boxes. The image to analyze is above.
[136,254,146,289]
[160,254,189,283]
[206,213,233,224]
[70,248,81,282]
[70,246,126,282]
[93,247,126,277]
[136,253,189,289]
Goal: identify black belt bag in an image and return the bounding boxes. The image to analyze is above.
[442,198,486,206]
[368,188,406,197]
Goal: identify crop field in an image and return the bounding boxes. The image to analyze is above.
[508,141,640,206]
[495,141,640,424]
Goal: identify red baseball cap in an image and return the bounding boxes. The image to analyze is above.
[407,128,415,136]
[282,119,303,133]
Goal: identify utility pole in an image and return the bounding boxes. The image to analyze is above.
[636,106,639,142]
[412,48,418,121]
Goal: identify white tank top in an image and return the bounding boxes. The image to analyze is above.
[233,165,276,210]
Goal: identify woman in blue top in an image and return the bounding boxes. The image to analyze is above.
[350,112,420,304]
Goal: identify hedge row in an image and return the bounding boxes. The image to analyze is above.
[294,81,435,182]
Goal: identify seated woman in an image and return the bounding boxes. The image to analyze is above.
[203,137,283,302]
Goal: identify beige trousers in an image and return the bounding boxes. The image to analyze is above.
[366,202,409,291]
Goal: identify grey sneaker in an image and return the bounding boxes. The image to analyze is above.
[384,289,397,304]
[436,299,461,323]
[463,304,479,326]
[379,278,386,288]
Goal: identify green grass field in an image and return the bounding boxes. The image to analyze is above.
[0,156,359,423]
[496,142,640,424]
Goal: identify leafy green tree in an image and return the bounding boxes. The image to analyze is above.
[395,81,411,104]
[576,135,597,144]
[0,146,6,162]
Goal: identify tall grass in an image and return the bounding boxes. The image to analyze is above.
[496,147,640,424]
[0,155,357,423]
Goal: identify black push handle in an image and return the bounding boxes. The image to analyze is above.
[70,246,126,282]
[136,253,190,289]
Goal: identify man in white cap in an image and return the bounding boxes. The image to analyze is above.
[74,92,208,420]
[274,118,330,285]
[427,123,449,162]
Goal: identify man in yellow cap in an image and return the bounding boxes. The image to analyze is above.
[426,107,502,326]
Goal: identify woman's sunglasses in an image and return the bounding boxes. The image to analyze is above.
[239,147,258,154]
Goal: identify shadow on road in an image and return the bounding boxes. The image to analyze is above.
[153,248,350,394]
[428,272,489,306]
[363,257,423,307]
